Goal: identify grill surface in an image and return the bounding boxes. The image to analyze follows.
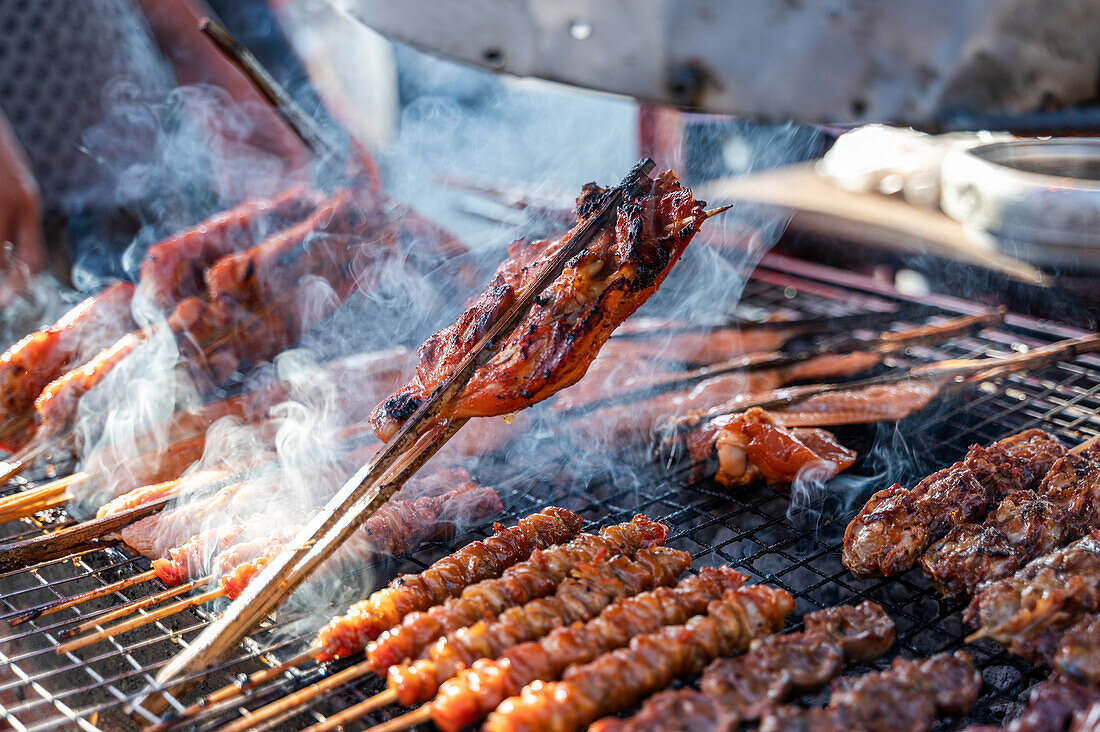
[2,252,1098,731]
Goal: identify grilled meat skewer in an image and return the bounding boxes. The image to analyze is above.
[760,651,981,732]
[590,601,895,731]
[481,585,793,732]
[385,546,690,708]
[315,507,582,661]
[965,530,1100,657]
[138,185,322,310]
[963,673,1100,732]
[369,170,708,441]
[843,429,1066,577]
[921,444,1100,598]
[0,282,137,451]
[366,515,668,672]
[426,567,746,732]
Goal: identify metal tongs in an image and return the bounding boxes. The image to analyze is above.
[144,158,658,697]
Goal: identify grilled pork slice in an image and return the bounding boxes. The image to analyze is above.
[0,282,136,450]
[368,169,708,441]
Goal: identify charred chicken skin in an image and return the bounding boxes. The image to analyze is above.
[368,170,707,441]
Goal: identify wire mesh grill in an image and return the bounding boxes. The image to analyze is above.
[2,254,1098,731]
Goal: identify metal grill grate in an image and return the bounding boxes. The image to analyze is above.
[2,253,1099,731]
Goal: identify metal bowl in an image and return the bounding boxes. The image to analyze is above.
[942,138,1100,270]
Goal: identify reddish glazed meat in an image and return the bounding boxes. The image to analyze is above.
[369,170,707,441]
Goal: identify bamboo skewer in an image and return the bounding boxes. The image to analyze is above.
[57,575,214,641]
[55,583,223,654]
[148,647,320,732]
[306,689,398,732]
[363,707,431,732]
[142,159,660,698]
[8,569,159,627]
[215,658,375,732]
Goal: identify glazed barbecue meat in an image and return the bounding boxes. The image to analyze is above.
[315,506,583,661]
[137,185,322,310]
[963,674,1100,732]
[965,530,1100,651]
[843,429,1065,577]
[921,447,1100,598]
[760,652,980,732]
[369,169,707,441]
[385,546,691,707]
[595,602,895,731]
[0,282,136,450]
[429,567,745,732]
[1054,615,1100,686]
[482,585,794,732]
[710,407,857,488]
[365,515,669,672]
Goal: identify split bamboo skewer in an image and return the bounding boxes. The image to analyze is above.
[144,158,660,699]
[305,691,402,732]
[56,575,213,641]
[55,583,223,654]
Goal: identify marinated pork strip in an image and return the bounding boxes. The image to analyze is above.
[482,584,794,732]
[428,567,746,732]
[759,651,981,732]
[314,506,583,661]
[660,373,955,474]
[590,601,895,732]
[0,282,136,450]
[137,185,322,310]
[386,546,690,707]
[573,350,882,450]
[366,515,669,672]
[965,530,1100,655]
[921,446,1100,598]
[369,169,708,441]
[843,429,1066,577]
[963,674,1100,732]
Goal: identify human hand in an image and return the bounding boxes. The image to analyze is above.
[0,111,45,306]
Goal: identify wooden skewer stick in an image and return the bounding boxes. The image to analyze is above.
[145,159,658,696]
[8,569,158,627]
[1071,433,1100,455]
[55,584,223,655]
[199,17,338,159]
[363,706,431,732]
[147,647,321,732]
[216,658,375,732]
[57,575,214,640]
[0,473,82,523]
[304,689,398,732]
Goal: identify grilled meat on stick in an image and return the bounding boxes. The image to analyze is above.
[965,530,1100,659]
[481,585,793,732]
[365,515,668,671]
[424,567,746,732]
[382,546,691,709]
[759,651,981,732]
[922,443,1100,598]
[843,429,1066,577]
[314,506,583,661]
[964,673,1100,732]
[0,282,137,451]
[590,601,895,731]
[368,170,708,441]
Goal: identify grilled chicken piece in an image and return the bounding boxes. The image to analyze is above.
[368,170,707,441]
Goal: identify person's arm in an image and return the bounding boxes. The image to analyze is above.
[133,0,311,175]
[0,109,45,305]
